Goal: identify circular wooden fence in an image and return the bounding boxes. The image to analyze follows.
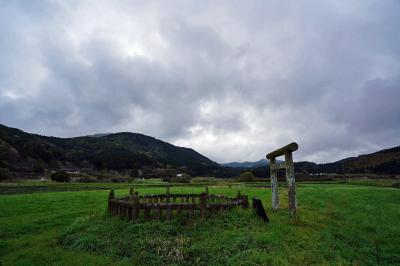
[108,187,249,221]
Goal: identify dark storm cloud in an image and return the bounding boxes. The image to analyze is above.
[1,0,400,163]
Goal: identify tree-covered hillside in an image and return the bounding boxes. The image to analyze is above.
[0,124,219,176]
[1,123,399,178]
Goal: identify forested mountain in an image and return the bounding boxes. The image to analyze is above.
[239,146,400,178]
[1,123,399,178]
[0,124,219,176]
[315,146,400,174]
[292,146,400,175]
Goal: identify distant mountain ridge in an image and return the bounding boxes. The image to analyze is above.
[222,146,400,177]
[294,145,400,175]
[86,133,113,138]
[0,123,399,177]
[0,124,219,176]
[221,159,268,168]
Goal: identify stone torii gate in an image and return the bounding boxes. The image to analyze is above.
[266,142,298,217]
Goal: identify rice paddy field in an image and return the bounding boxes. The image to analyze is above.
[1,179,399,265]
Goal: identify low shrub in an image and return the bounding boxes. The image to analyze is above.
[111,177,128,183]
[51,171,71,182]
[236,171,255,182]
[392,182,400,189]
[76,177,97,183]
[129,169,138,178]
[0,168,11,180]
[32,162,45,173]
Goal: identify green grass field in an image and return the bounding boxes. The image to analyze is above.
[1,180,399,265]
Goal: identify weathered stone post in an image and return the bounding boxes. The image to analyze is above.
[285,151,297,217]
[266,142,298,216]
[269,157,279,210]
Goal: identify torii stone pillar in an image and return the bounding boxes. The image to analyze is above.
[266,142,298,217]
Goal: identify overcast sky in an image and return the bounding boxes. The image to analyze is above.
[1,1,400,163]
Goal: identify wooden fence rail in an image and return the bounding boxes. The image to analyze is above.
[108,187,249,221]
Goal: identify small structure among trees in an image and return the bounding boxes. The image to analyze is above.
[50,171,71,182]
[266,142,299,217]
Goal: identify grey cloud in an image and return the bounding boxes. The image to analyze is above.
[0,0,400,163]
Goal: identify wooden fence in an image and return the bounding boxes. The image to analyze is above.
[108,187,249,221]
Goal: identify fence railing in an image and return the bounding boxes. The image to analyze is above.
[108,187,249,221]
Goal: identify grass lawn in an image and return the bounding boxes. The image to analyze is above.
[0,180,399,265]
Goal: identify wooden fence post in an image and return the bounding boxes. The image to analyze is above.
[144,207,150,220]
[200,192,207,218]
[236,190,242,199]
[108,190,115,212]
[157,206,162,220]
[252,198,269,223]
[177,205,182,216]
[166,187,172,220]
[125,202,130,218]
[132,192,139,220]
[117,201,122,217]
[241,195,249,209]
